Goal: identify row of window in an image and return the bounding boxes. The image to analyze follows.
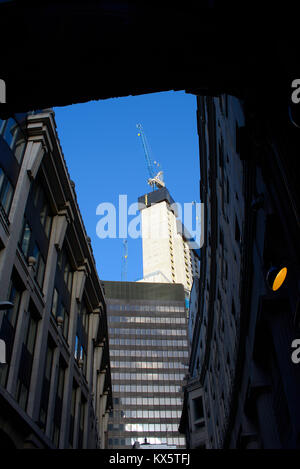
[51,294,89,377]
[112,384,181,393]
[107,304,185,313]
[14,310,38,412]
[0,117,27,164]
[19,220,46,289]
[0,282,72,449]
[124,423,179,433]
[112,409,182,419]
[108,437,185,447]
[0,280,38,406]
[32,181,52,239]
[110,338,188,347]
[57,248,73,294]
[0,117,29,220]
[18,178,54,292]
[0,276,89,448]
[115,396,182,406]
[0,166,14,217]
[69,384,86,449]
[108,315,186,325]
[52,288,70,341]
[74,335,87,376]
[39,340,67,447]
[112,372,185,382]
[109,327,187,337]
[111,360,187,370]
[110,349,189,358]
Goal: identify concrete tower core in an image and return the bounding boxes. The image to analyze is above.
[137,188,199,293]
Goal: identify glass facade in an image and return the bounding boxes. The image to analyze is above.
[103,281,188,449]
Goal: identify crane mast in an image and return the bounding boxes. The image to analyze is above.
[121,239,128,281]
[136,123,165,190]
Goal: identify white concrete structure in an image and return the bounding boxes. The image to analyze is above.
[138,188,199,293]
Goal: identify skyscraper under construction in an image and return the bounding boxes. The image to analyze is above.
[138,187,200,294]
[104,128,199,449]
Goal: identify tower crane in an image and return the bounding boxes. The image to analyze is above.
[136,123,165,190]
[121,239,128,281]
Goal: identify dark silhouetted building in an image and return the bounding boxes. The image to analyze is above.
[180,93,300,449]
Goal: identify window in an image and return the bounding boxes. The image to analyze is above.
[235,215,241,243]
[193,396,204,421]
[232,299,236,319]
[0,167,3,192]
[0,277,22,387]
[226,177,230,204]
[2,118,15,147]
[219,137,224,173]
[57,247,73,293]
[74,333,87,377]
[10,122,26,164]
[69,383,77,447]
[64,260,73,293]
[77,396,86,449]
[20,221,32,258]
[32,180,53,238]
[51,288,70,341]
[40,198,52,239]
[16,310,38,411]
[51,360,66,447]
[79,300,89,336]
[61,304,69,340]
[19,200,50,283]
[51,289,59,318]
[39,339,55,429]
[25,314,38,355]
[0,167,13,216]
[33,243,46,289]
[0,118,27,164]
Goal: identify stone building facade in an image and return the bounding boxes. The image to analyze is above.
[0,110,112,448]
[180,93,300,449]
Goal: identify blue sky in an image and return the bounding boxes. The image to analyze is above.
[54,90,199,282]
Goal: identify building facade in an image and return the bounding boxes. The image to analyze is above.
[180,94,246,448]
[187,278,200,350]
[180,92,300,449]
[0,110,112,448]
[138,188,199,293]
[102,281,188,449]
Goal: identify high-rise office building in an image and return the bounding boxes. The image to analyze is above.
[102,281,188,449]
[138,188,199,293]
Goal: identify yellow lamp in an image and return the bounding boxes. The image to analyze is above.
[266,266,288,291]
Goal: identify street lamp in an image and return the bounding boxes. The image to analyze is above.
[266,266,288,292]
